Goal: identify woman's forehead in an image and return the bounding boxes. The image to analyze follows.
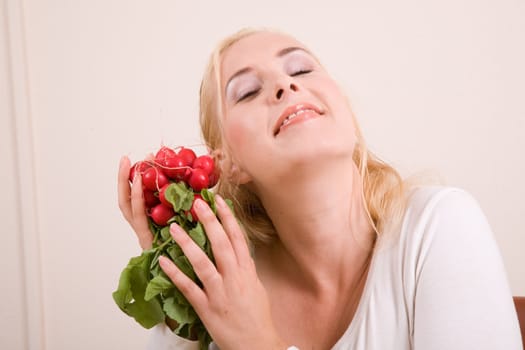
[220,32,305,82]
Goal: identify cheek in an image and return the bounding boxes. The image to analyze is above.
[323,82,356,129]
[225,119,247,149]
[223,114,259,163]
[319,79,359,148]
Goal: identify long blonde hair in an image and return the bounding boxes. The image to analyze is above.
[199,28,409,246]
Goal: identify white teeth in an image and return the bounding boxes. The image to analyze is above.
[280,108,317,129]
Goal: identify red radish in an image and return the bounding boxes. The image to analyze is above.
[162,155,188,181]
[117,145,232,349]
[178,147,197,167]
[183,168,193,183]
[208,167,219,188]
[158,184,172,208]
[149,204,175,226]
[126,146,222,224]
[142,167,169,191]
[155,146,177,164]
[129,161,152,183]
[188,168,209,192]
[193,155,215,176]
[189,194,203,222]
[144,190,160,208]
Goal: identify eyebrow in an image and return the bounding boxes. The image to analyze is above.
[224,46,310,95]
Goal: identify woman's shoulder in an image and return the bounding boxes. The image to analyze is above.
[378,185,492,253]
[402,185,486,229]
[406,185,478,212]
[393,185,496,259]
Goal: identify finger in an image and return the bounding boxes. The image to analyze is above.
[159,255,207,314]
[130,175,153,249]
[170,223,221,288]
[215,195,252,266]
[192,199,237,272]
[117,156,133,223]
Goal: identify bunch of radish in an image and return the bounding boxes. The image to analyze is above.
[114,145,227,350]
[129,146,219,226]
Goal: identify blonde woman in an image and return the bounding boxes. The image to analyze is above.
[118,28,522,350]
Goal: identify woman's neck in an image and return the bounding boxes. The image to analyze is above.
[253,159,376,298]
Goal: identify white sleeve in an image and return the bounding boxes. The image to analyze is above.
[146,323,200,350]
[412,189,522,349]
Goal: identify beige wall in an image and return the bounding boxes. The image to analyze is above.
[1,4,27,348]
[2,0,524,349]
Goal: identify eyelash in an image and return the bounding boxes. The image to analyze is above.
[237,89,260,102]
[237,69,313,102]
[291,69,312,76]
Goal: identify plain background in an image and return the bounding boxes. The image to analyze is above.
[2,0,524,349]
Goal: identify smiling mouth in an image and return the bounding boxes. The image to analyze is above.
[274,103,324,136]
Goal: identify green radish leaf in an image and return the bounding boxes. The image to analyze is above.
[160,226,171,241]
[125,297,165,329]
[150,248,162,270]
[165,182,194,211]
[189,223,206,249]
[112,251,165,328]
[174,213,187,225]
[173,286,191,306]
[113,253,151,309]
[200,188,210,201]
[200,188,214,204]
[167,216,178,225]
[144,275,174,301]
[150,263,162,277]
[174,256,196,281]
[112,267,133,309]
[200,188,217,213]
[167,244,184,260]
[163,297,197,326]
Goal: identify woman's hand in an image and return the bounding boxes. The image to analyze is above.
[117,156,153,250]
[158,195,286,350]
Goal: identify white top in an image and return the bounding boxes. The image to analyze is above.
[147,186,523,350]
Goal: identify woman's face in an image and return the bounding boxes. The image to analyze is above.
[220,31,358,186]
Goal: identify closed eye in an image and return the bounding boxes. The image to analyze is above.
[237,89,260,102]
[291,69,312,77]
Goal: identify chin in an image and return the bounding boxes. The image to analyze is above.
[280,126,356,168]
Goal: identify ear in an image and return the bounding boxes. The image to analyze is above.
[213,148,252,185]
[229,163,252,185]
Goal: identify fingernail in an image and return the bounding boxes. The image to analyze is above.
[121,155,130,165]
[194,198,205,210]
[215,194,225,207]
[170,223,183,237]
[158,256,168,267]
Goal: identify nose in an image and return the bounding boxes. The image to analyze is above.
[274,81,299,101]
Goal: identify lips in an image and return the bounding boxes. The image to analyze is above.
[273,102,324,136]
